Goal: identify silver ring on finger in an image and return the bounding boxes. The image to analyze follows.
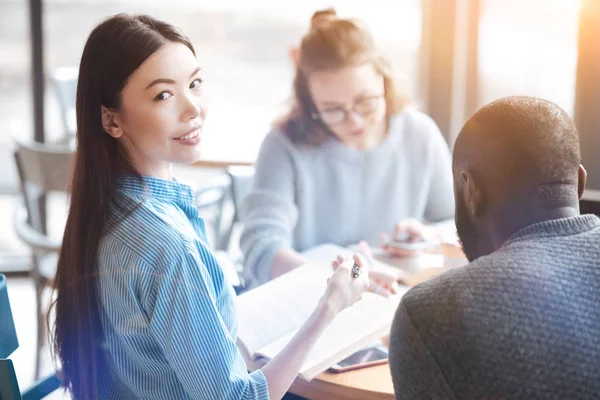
[351,263,361,279]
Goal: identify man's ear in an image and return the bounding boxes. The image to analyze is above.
[578,164,587,200]
[461,169,483,218]
[101,105,123,139]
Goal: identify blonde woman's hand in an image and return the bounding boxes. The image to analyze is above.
[357,240,402,297]
[380,219,440,257]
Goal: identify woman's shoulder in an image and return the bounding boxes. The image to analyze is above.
[391,107,441,137]
[384,108,450,168]
[255,127,315,169]
[259,128,299,154]
[101,197,188,266]
[389,107,447,148]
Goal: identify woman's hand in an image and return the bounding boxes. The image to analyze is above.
[368,268,403,297]
[323,253,370,315]
[357,241,402,297]
[380,219,440,257]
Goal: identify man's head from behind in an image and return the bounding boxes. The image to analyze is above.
[453,96,586,262]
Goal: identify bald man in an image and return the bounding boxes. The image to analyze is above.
[388,97,600,400]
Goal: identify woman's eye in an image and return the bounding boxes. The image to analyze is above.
[190,78,203,89]
[154,91,172,101]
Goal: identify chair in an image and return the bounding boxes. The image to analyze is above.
[13,139,74,379]
[220,165,255,252]
[47,67,78,142]
[191,172,252,293]
[193,173,232,251]
[200,166,255,295]
[0,274,61,400]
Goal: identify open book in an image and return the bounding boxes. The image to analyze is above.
[235,244,410,381]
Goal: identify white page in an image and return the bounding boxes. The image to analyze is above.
[254,289,409,381]
[236,263,331,360]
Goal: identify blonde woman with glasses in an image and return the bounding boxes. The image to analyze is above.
[240,8,455,293]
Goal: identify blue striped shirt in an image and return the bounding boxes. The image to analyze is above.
[95,176,270,399]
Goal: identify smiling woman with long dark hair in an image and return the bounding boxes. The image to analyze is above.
[50,13,369,400]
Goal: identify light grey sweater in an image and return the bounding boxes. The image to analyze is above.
[389,214,600,400]
[240,108,455,285]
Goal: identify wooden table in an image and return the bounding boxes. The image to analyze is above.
[288,244,466,400]
[193,158,253,169]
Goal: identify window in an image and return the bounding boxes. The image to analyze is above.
[2,0,423,172]
[0,1,29,192]
[131,0,423,163]
[478,0,580,114]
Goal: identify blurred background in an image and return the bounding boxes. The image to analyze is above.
[2,0,599,396]
[0,0,585,191]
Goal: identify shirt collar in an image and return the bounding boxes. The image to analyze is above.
[116,175,195,206]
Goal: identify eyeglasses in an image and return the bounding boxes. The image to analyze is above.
[311,94,384,126]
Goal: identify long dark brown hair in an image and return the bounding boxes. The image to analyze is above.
[50,14,194,399]
[277,8,410,146]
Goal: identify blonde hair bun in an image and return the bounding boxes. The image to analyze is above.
[310,8,337,28]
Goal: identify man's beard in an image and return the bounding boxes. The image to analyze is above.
[455,198,479,262]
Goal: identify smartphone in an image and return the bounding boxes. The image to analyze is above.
[329,346,389,373]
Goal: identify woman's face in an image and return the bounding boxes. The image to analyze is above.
[101,42,207,179]
[308,63,386,150]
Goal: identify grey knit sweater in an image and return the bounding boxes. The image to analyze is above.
[389,214,600,400]
[240,108,455,286]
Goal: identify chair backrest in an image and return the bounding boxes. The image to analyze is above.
[194,174,232,250]
[0,359,21,400]
[48,67,78,137]
[0,274,18,359]
[215,166,255,252]
[0,274,61,400]
[1,273,23,399]
[227,165,255,223]
[13,138,74,234]
[0,274,21,400]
